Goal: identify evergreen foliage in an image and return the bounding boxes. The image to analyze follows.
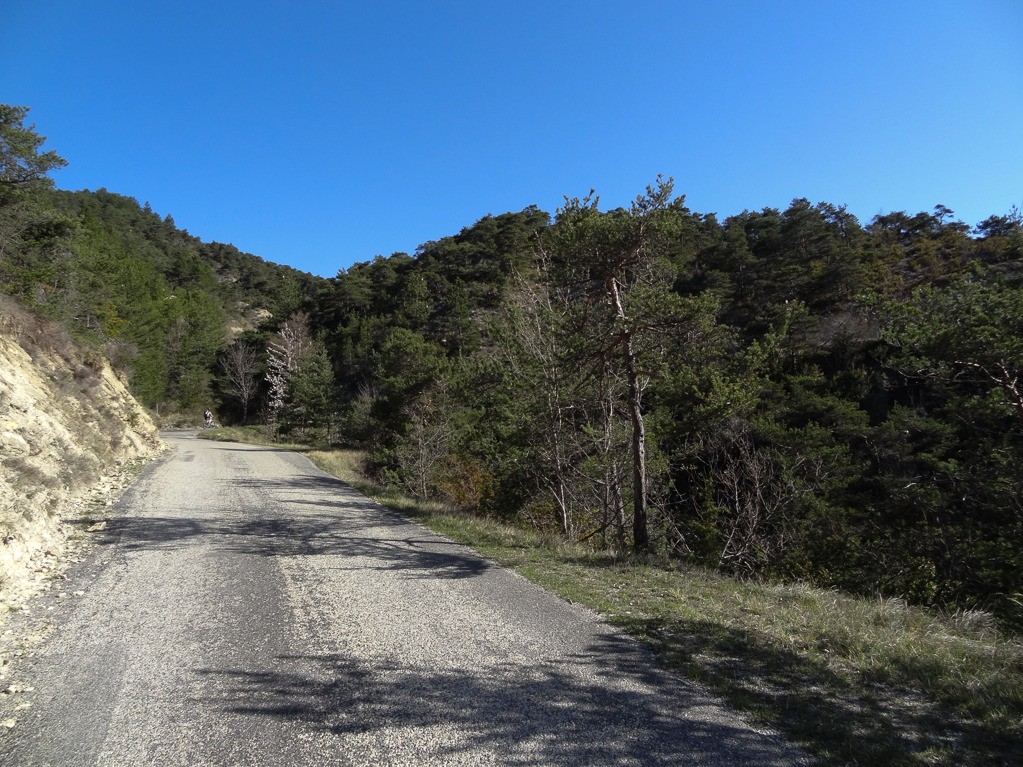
[0,106,326,417]
[4,103,1022,629]
[314,181,1023,630]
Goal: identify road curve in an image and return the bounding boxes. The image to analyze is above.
[1,432,809,766]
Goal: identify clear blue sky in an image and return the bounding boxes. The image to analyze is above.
[6,1,1022,277]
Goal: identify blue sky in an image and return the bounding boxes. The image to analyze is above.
[6,1,1022,277]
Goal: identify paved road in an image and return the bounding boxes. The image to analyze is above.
[1,432,809,766]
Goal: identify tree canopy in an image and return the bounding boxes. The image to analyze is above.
[4,103,1022,630]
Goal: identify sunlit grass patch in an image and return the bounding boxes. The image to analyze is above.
[196,425,309,453]
[304,449,370,487]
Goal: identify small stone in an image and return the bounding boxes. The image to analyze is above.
[1,718,15,729]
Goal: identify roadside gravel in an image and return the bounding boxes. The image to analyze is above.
[0,432,811,766]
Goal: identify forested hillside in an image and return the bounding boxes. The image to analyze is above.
[306,181,1023,631]
[0,106,326,418]
[4,105,1022,630]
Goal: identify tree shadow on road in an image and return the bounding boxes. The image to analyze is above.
[193,631,804,766]
[97,472,491,581]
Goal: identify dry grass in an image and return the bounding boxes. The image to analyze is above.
[410,516,1023,766]
[197,425,307,452]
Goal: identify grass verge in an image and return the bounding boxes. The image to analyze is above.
[201,433,1023,766]
[196,425,308,452]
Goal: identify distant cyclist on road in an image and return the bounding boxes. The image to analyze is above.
[203,409,215,429]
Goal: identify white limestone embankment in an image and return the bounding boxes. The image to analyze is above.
[0,305,162,616]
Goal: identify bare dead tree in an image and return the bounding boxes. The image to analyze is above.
[265,312,314,439]
[394,388,454,500]
[273,311,314,372]
[220,340,260,423]
[710,428,795,577]
[572,356,630,550]
[501,256,585,536]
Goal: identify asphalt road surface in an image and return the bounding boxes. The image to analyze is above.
[1,432,810,766]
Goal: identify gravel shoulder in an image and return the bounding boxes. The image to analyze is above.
[0,432,811,766]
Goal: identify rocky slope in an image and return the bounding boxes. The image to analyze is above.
[0,298,162,616]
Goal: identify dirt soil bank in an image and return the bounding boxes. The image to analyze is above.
[0,307,162,619]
